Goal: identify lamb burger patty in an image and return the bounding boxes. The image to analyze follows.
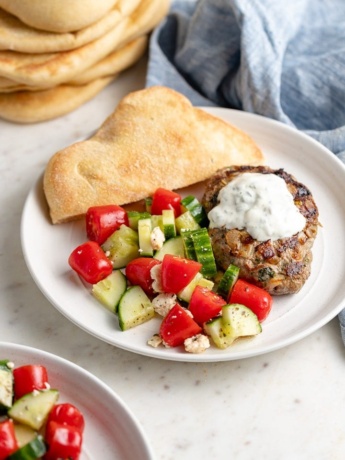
[202,165,319,295]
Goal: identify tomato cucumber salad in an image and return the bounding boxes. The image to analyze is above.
[0,361,84,460]
[68,187,273,354]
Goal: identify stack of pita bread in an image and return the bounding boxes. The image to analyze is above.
[0,0,170,123]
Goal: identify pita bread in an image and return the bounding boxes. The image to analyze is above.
[0,36,148,91]
[0,0,141,53]
[0,76,114,123]
[0,0,118,33]
[43,86,264,224]
[0,0,169,87]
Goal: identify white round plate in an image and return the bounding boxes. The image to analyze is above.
[0,342,154,459]
[21,108,345,362]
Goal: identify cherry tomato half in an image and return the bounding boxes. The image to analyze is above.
[0,420,18,460]
[228,279,273,322]
[13,364,48,400]
[86,205,129,245]
[47,403,85,434]
[189,285,226,325]
[150,188,182,217]
[125,257,161,296]
[161,254,202,294]
[160,304,202,347]
[68,241,113,285]
[45,421,82,460]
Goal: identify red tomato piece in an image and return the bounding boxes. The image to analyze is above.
[86,205,129,245]
[45,422,82,460]
[13,364,48,400]
[161,255,202,294]
[0,420,18,460]
[68,241,113,285]
[159,304,202,347]
[228,279,273,322]
[150,188,182,217]
[188,285,226,325]
[126,258,161,296]
[47,403,85,434]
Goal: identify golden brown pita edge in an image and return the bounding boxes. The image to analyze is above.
[43,86,265,225]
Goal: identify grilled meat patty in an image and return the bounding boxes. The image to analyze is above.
[202,165,319,295]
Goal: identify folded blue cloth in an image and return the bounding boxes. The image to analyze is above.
[146,0,345,340]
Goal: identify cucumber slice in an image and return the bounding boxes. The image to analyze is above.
[222,303,262,337]
[180,230,197,260]
[92,270,127,313]
[178,272,214,303]
[151,215,163,232]
[8,389,59,430]
[127,211,151,230]
[217,264,240,299]
[162,209,176,239]
[175,211,200,234]
[118,286,154,331]
[102,224,139,269]
[13,424,37,448]
[190,228,217,278]
[153,236,185,261]
[0,361,13,413]
[181,195,208,226]
[204,317,235,349]
[8,435,46,460]
[138,218,154,256]
[204,304,261,349]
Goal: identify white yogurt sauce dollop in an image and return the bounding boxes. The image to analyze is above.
[208,172,306,241]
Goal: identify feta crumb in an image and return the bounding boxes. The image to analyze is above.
[150,226,165,250]
[44,382,51,390]
[147,334,163,348]
[6,361,14,369]
[32,389,40,396]
[152,293,177,316]
[184,334,210,354]
[150,263,163,293]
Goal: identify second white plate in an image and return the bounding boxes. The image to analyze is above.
[21,108,345,362]
[0,342,154,459]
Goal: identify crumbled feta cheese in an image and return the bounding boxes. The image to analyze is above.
[44,382,51,390]
[147,334,163,348]
[6,361,14,369]
[150,226,165,250]
[150,263,163,293]
[184,334,210,354]
[152,293,177,316]
[32,389,40,396]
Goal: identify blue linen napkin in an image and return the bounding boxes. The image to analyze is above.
[146,0,345,341]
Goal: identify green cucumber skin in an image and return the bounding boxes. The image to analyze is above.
[8,389,59,430]
[190,228,217,278]
[181,195,208,226]
[217,264,240,300]
[8,435,46,460]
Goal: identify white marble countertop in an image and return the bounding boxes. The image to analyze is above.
[1,57,345,460]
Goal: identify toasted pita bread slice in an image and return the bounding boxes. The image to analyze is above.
[0,0,118,33]
[0,0,169,87]
[0,0,141,53]
[0,36,148,91]
[43,86,264,224]
[0,76,114,123]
